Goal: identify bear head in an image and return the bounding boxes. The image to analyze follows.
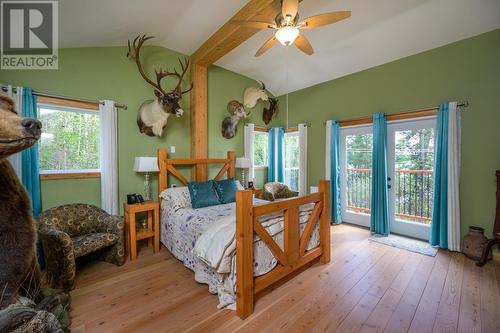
[0,95,42,159]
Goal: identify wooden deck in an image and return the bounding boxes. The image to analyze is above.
[70,224,500,333]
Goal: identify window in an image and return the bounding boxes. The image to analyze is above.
[38,103,100,176]
[284,132,299,191]
[254,131,268,168]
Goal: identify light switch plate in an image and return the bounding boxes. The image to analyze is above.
[170,146,176,153]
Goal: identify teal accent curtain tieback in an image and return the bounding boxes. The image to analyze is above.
[370,113,390,235]
[330,120,342,224]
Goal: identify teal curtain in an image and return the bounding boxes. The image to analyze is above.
[268,127,284,182]
[430,103,449,248]
[330,120,342,224]
[21,88,43,268]
[370,113,389,235]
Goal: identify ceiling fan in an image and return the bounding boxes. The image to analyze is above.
[230,0,351,56]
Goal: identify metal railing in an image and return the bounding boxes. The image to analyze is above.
[347,168,434,224]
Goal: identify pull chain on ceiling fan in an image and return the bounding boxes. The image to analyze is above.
[230,0,351,56]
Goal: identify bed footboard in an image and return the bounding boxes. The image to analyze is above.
[235,180,331,319]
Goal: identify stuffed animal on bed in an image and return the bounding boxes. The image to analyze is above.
[0,94,43,309]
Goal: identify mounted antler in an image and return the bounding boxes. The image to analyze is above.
[126,35,193,137]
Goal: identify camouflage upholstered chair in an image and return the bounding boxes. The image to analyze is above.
[263,182,299,201]
[38,204,125,291]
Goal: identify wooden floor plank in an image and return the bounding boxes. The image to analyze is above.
[68,224,499,333]
[433,252,465,333]
[457,257,482,333]
[408,251,452,333]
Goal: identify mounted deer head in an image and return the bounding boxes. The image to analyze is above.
[243,81,269,109]
[263,97,279,125]
[127,35,193,137]
[221,100,250,139]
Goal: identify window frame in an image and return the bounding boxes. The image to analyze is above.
[37,96,101,180]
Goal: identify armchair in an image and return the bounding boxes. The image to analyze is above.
[263,182,299,201]
[38,204,125,291]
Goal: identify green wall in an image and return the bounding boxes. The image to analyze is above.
[276,29,500,238]
[0,46,270,211]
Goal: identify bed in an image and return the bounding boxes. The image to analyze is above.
[157,149,331,318]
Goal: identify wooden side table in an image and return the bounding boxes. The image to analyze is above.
[124,200,160,260]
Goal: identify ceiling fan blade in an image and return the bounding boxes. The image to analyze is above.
[300,11,351,30]
[281,0,299,22]
[294,34,314,55]
[255,36,278,57]
[229,20,275,30]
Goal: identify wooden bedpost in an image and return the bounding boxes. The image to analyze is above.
[236,189,254,319]
[319,180,331,264]
[158,148,168,198]
[227,151,235,179]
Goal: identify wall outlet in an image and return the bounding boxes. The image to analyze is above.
[170,146,176,153]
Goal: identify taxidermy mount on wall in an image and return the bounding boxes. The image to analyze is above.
[263,97,279,125]
[221,100,250,139]
[243,81,268,109]
[127,35,193,137]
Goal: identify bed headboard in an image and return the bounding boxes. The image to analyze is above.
[157,148,235,197]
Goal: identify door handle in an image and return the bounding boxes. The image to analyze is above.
[388,184,392,189]
[387,177,391,182]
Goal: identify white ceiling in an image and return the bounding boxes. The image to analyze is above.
[60,0,500,95]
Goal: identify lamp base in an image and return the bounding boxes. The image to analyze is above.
[144,173,151,201]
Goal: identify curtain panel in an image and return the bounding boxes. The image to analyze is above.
[298,124,308,196]
[244,123,255,181]
[327,120,342,224]
[370,113,390,235]
[99,100,119,215]
[430,102,461,251]
[268,127,284,183]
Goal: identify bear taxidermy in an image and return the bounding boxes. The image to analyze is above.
[0,94,43,309]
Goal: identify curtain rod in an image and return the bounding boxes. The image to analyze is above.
[322,101,469,125]
[249,123,310,131]
[1,85,128,110]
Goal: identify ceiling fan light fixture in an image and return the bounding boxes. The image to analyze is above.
[275,26,299,46]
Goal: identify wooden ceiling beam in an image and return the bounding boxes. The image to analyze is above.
[191,0,279,66]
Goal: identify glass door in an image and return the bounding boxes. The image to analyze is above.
[340,125,373,227]
[387,118,436,240]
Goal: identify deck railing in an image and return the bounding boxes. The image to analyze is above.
[347,168,433,224]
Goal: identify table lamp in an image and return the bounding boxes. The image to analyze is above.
[235,157,251,188]
[133,157,159,201]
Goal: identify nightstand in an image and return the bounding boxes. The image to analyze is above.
[124,200,160,260]
[252,188,263,199]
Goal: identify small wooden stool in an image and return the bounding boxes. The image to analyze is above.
[124,200,160,260]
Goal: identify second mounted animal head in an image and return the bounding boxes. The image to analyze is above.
[221,100,250,139]
[127,35,193,137]
[243,81,269,109]
[0,95,42,159]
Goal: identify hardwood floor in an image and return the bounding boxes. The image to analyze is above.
[70,224,500,333]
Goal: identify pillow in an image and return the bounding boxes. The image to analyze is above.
[235,180,245,190]
[187,180,220,209]
[159,186,191,211]
[213,178,238,204]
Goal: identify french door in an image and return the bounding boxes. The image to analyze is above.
[340,118,436,240]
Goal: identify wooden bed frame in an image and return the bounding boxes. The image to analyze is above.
[157,149,331,319]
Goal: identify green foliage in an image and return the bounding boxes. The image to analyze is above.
[285,133,299,191]
[38,107,100,171]
[346,134,372,169]
[254,132,268,167]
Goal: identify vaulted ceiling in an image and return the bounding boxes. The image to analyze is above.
[60,0,500,95]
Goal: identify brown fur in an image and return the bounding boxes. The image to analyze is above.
[0,95,42,309]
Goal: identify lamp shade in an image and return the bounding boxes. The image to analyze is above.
[235,157,251,169]
[133,157,159,173]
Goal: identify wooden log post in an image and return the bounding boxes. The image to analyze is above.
[319,180,331,264]
[157,148,168,198]
[235,190,254,319]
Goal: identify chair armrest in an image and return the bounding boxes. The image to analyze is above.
[38,228,73,256]
[101,215,124,237]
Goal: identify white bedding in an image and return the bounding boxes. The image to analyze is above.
[160,186,319,309]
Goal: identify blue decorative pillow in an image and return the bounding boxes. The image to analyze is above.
[213,178,238,204]
[187,180,220,209]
